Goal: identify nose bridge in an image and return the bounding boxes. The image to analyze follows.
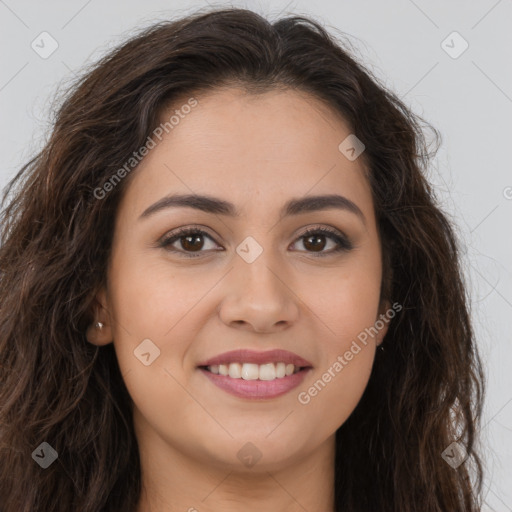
[234,232,285,297]
[218,231,299,332]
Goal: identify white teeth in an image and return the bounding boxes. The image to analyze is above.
[259,363,276,381]
[228,363,242,378]
[241,363,259,380]
[208,362,302,380]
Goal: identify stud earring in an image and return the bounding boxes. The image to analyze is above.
[95,322,104,330]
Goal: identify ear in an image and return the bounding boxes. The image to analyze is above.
[86,287,114,346]
[375,300,391,347]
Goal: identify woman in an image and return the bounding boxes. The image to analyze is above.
[0,7,485,512]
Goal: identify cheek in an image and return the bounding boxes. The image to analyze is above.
[106,255,204,435]
[104,250,192,391]
[296,344,375,437]
[108,250,204,340]
[294,250,381,424]
[295,269,381,428]
[305,249,383,347]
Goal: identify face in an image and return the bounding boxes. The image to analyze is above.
[88,87,388,472]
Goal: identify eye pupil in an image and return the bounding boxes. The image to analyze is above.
[304,234,326,252]
[182,234,204,251]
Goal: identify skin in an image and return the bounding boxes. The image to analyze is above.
[87,87,389,512]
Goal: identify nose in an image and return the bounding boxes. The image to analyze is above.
[217,250,300,334]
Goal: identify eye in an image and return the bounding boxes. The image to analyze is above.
[158,226,220,257]
[158,225,353,258]
[290,226,353,256]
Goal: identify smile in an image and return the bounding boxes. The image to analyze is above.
[203,362,302,380]
[197,348,313,399]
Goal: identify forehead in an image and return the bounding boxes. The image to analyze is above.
[119,87,373,222]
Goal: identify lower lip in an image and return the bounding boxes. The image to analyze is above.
[199,367,311,400]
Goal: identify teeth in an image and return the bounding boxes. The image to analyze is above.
[208,362,301,380]
[228,363,242,379]
[258,363,275,381]
[241,363,259,380]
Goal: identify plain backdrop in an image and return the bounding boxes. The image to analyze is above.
[1,0,511,509]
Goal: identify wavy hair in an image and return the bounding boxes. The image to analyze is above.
[0,7,485,511]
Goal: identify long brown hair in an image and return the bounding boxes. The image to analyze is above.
[0,7,485,511]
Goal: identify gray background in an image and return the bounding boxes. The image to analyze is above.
[1,0,511,509]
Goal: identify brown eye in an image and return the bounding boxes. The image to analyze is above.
[180,233,206,252]
[292,227,353,256]
[302,233,328,252]
[159,228,219,257]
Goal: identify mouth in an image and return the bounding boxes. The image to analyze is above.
[196,349,313,400]
[198,362,307,381]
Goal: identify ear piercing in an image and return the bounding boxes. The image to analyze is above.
[95,322,104,330]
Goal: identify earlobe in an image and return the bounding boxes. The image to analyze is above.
[375,323,389,347]
[86,320,113,346]
[85,287,113,346]
[375,300,391,347]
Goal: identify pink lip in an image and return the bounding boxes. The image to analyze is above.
[199,367,312,400]
[197,349,313,368]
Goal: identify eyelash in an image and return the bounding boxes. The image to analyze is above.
[158,225,353,258]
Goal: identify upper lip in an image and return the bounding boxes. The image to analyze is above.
[197,349,313,368]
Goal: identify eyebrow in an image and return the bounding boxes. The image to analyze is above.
[139,193,366,224]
